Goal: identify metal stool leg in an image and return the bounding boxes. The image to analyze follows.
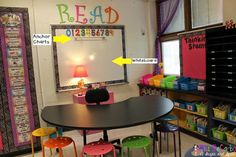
[113,146,117,157]
[59,148,63,157]
[167,133,169,152]
[173,133,177,157]
[178,129,181,157]
[159,131,162,154]
[127,148,131,157]
[144,146,150,157]
[72,140,78,157]
[31,135,34,157]
[121,146,124,157]
[42,145,45,157]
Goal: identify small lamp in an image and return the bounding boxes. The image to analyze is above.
[74,65,88,90]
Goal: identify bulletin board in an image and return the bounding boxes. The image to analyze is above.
[51,25,128,91]
[180,30,206,80]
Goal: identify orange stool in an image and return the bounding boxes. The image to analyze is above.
[80,140,116,157]
[42,136,78,157]
[31,127,57,157]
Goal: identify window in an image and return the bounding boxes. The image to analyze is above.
[191,0,223,28]
[161,40,180,76]
[164,0,185,34]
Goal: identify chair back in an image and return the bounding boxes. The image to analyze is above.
[85,88,109,105]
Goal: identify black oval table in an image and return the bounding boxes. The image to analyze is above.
[41,95,174,157]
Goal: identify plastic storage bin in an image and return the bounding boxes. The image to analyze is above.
[161,75,177,88]
[228,113,236,122]
[226,132,236,145]
[180,81,198,91]
[174,77,190,90]
[212,128,226,141]
[173,100,186,109]
[140,74,153,85]
[196,103,208,115]
[213,108,227,120]
[197,125,207,135]
[148,75,163,86]
[186,122,197,131]
[186,102,196,112]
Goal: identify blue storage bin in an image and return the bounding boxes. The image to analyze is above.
[186,102,196,112]
[180,81,198,91]
[197,125,207,135]
[180,103,186,109]
[173,100,186,109]
[174,77,190,90]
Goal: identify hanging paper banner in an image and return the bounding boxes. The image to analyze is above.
[181,31,206,80]
[0,12,35,146]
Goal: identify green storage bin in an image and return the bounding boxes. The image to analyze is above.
[162,75,177,89]
[212,128,226,141]
[186,122,197,131]
[196,103,208,115]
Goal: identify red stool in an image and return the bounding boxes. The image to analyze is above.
[80,140,116,157]
[42,136,78,157]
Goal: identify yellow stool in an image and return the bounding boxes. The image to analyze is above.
[42,136,78,157]
[31,127,57,157]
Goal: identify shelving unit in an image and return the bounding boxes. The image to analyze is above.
[174,107,208,118]
[206,26,236,98]
[138,83,236,145]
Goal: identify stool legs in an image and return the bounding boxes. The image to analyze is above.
[173,133,176,157]
[42,145,45,157]
[112,146,117,157]
[72,140,78,157]
[178,130,181,157]
[167,133,169,152]
[159,131,162,154]
[59,148,63,157]
[144,146,150,157]
[31,135,34,157]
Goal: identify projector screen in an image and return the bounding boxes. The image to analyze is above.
[51,25,128,92]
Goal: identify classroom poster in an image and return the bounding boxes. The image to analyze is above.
[0,12,35,146]
[181,31,206,79]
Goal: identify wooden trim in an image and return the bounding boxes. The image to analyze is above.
[184,0,191,31]
[156,0,161,35]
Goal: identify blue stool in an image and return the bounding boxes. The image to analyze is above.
[155,114,181,157]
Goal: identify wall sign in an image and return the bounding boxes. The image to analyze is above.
[0,12,35,146]
[56,4,120,24]
[180,31,206,80]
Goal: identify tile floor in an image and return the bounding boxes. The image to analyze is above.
[18,123,207,157]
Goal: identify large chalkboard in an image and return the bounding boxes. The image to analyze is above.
[51,25,128,91]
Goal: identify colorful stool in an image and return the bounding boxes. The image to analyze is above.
[121,135,152,157]
[155,114,181,157]
[42,136,78,157]
[31,127,57,157]
[80,140,116,157]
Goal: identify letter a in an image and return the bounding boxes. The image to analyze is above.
[89,5,105,24]
[105,6,119,24]
[56,4,74,23]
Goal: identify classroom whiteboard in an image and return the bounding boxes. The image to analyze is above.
[51,25,128,91]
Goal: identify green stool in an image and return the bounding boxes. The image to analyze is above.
[121,135,152,157]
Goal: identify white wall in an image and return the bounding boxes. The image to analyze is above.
[0,0,157,125]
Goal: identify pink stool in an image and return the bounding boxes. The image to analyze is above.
[80,140,116,157]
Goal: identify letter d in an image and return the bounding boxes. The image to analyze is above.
[105,6,119,24]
